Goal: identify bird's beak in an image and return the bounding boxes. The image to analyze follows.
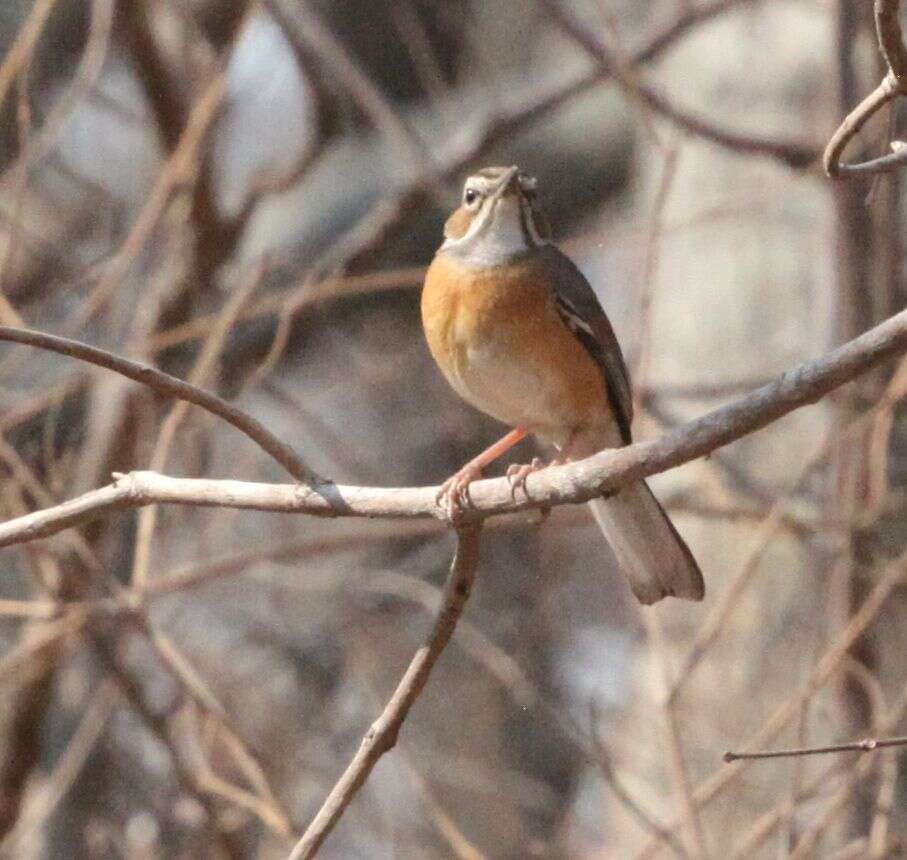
[490,166,521,203]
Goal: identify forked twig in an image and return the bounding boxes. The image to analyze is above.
[824,0,907,176]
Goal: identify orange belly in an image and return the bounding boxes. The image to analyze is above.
[421,252,618,448]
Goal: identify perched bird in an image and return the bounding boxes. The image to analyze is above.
[421,165,704,604]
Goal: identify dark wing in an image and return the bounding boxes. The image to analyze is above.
[538,245,634,445]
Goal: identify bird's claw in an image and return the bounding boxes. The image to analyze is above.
[506,457,544,500]
[437,464,482,520]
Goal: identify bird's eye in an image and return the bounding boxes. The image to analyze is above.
[464,188,478,206]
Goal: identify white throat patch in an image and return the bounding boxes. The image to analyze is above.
[441,197,546,267]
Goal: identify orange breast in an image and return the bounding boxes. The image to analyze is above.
[421,252,613,446]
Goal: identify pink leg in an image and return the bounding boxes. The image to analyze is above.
[438,428,528,517]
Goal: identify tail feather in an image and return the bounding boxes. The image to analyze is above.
[589,481,704,605]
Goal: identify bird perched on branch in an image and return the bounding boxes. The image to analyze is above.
[421,165,704,604]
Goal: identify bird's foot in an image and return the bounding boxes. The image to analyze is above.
[506,457,545,499]
[437,463,483,520]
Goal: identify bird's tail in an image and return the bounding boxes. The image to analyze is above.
[588,480,704,605]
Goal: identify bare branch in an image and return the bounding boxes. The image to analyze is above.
[70,72,227,326]
[0,308,905,547]
[724,735,907,762]
[824,0,907,176]
[0,326,321,485]
[288,526,482,860]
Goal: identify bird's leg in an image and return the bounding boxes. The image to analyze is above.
[438,428,527,517]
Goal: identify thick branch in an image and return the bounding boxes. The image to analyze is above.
[287,526,482,860]
[0,309,905,547]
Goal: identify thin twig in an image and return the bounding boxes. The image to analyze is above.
[0,0,114,184]
[70,73,227,326]
[288,526,482,860]
[636,549,907,859]
[641,613,708,858]
[0,679,117,852]
[724,734,907,762]
[586,703,690,859]
[868,747,898,856]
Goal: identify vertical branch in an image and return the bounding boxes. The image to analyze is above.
[829,0,893,841]
[289,526,482,860]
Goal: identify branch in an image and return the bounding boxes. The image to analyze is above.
[824,0,907,176]
[724,734,907,762]
[287,526,482,860]
[0,308,906,548]
[0,326,321,485]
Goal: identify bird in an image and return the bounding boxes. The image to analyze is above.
[420,165,704,605]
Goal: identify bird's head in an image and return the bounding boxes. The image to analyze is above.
[439,165,549,265]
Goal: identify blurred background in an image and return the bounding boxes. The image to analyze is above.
[0,0,906,857]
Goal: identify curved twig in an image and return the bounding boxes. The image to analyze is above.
[287,526,482,860]
[0,326,321,485]
[824,0,907,176]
